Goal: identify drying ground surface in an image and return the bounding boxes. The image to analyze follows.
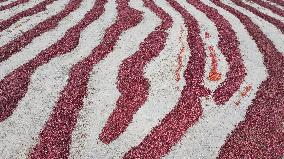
[0,0,284,158]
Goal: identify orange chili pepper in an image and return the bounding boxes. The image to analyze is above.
[208,45,221,81]
[241,85,252,97]
[235,84,252,106]
[176,27,186,82]
[176,47,185,82]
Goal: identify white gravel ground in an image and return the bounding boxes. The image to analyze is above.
[164,0,268,158]
[70,0,161,158]
[244,0,284,21]
[0,0,69,46]
[223,0,284,53]
[0,0,45,20]
[0,0,283,158]
[0,0,96,158]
